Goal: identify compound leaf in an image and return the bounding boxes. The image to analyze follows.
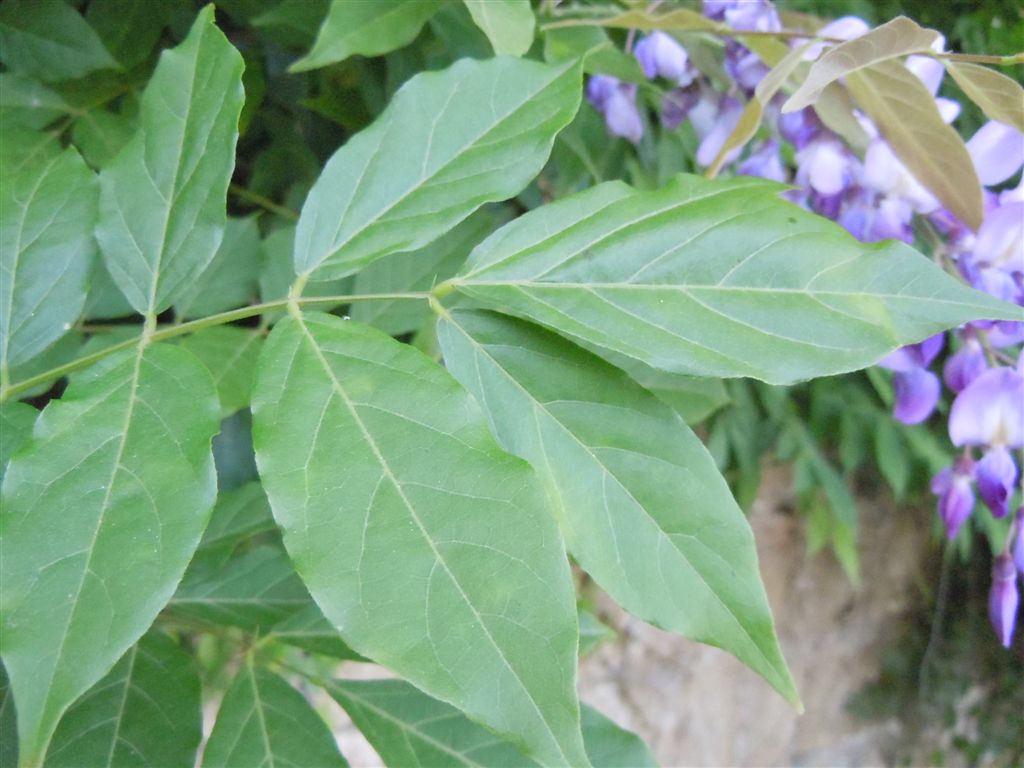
[96,6,244,315]
[294,56,581,281]
[452,175,1019,385]
[252,312,588,767]
[0,343,219,766]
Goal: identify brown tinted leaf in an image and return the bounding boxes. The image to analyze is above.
[846,60,983,231]
[813,82,871,153]
[784,16,939,112]
[945,61,1024,132]
[707,42,814,176]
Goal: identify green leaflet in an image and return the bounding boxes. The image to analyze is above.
[327,678,657,768]
[0,402,36,481]
[251,312,589,768]
[203,661,348,768]
[452,174,1020,386]
[174,216,261,321]
[438,310,798,706]
[0,75,70,130]
[169,545,312,632]
[293,56,582,281]
[263,605,363,661]
[179,327,263,417]
[0,0,119,83]
[0,343,220,766]
[84,0,168,70]
[351,208,499,336]
[96,6,244,315]
[464,0,535,56]
[192,481,276,568]
[1,146,97,377]
[45,631,201,768]
[291,0,445,71]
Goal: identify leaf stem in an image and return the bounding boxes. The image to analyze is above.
[0,291,431,402]
[228,184,300,221]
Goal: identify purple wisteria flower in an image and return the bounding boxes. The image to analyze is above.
[586,75,643,144]
[943,336,987,393]
[931,456,977,539]
[877,334,944,424]
[1014,508,1024,574]
[635,31,696,86]
[989,553,1019,647]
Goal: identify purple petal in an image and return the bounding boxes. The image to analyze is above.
[818,16,869,40]
[738,139,787,182]
[586,75,616,110]
[975,201,1024,273]
[937,471,975,539]
[943,338,988,393]
[661,85,701,130]
[778,108,822,150]
[696,98,743,167]
[604,88,644,144]
[989,554,1019,648]
[949,367,1024,448]
[976,445,1019,518]
[635,32,692,84]
[968,121,1024,187]
[892,367,941,424]
[797,137,853,196]
[905,54,944,95]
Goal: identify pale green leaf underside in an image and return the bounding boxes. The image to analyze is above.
[193,481,276,567]
[294,56,581,281]
[46,630,202,768]
[327,679,657,768]
[264,605,363,661]
[251,312,588,768]
[0,402,36,479]
[0,343,219,765]
[203,663,348,768]
[1,145,97,374]
[291,0,444,71]
[439,310,798,705]
[945,61,1024,132]
[453,175,1020,385]
[464,0,535,56]
[174,216,261,320]
[96,6,244,315]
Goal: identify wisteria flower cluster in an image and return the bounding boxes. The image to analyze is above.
[585,0,1024,647]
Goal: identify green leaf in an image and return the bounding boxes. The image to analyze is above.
[351,209,496,336]
[252,312,589,767]
[630,368,729,425]
[252,0,330,49]
[0,402,36,481]
[464,0,535,56]
[203,661,348,768]
[264,605,364,661]
[0,127,61,179]
[84,0,168,70]
[83,260,135,321]
[845,60,983,231]
[179,327,263,417]
[259,225,351,315]
[873,418,909,500]
[0,0,119,83]
[438,310,798,705]
[783,17,939,113]
[169,545,311,632]
[96,6,244,315]
[327,679,655,768]
[451,174,1019,385]
[6,332,83,400]
[294,56,582,281]
[577,608,613,657]
[2,664,19,768]
[945,61,1024,133]
[45,631,201,768]
[193,481,276,567]
[174,217,261,320]
[0,75,70,130]
[290,0,445,72]
[1,146,97,377]
[0,343,220,765]
[71,109,138,170]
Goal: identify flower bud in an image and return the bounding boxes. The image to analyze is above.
[892,367,941,425]
[943,338,987,393]
[976,446,1018,518]
[989,553,1019,648]
[931,458,976,539]
[1014,508,1024,575]
[635,32,694,85]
